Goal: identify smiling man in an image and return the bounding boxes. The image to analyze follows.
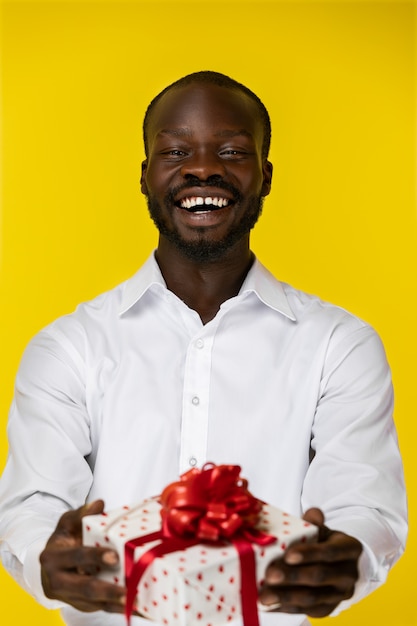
[0,72,407,626]
[140,78,272,323]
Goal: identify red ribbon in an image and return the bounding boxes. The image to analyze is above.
[124,464,276,625]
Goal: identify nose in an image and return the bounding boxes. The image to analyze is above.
[180,149,226,181]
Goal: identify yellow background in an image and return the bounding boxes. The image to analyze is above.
[0,0,415,624]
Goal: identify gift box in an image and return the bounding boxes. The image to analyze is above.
[83,465,317,626]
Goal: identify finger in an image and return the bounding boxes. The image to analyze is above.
[76,548,120,575]
[44,570,126,609]
[302,508,325,527]
[61,595,127,615]
[55,500,105,539]
[265,559,359,589]
[81,500,106,517]
[284,531,362,566]
[41,545,119,574]
[259,583,352,616]
[302,508,332,542]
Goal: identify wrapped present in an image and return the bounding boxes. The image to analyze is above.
[82,464,317,626]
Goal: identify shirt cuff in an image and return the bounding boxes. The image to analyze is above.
[330,537,387,616]
[23,537,65,610]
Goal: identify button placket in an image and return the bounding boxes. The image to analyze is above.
[179,329,214,474]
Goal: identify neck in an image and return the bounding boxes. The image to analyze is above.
[155,237,254,324]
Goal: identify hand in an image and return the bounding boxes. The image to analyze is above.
[40,500,126,613]
[258,508,363,617]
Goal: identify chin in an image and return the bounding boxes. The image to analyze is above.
[146,196,264,262]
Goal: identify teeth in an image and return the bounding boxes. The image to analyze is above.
[180,196,229,209]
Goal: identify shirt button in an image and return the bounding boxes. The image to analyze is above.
[189,456,197,467]
[195,338,204,349]
[192,396,200,406]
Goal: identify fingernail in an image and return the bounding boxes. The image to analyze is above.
[285,552,303,564]
[258,599,281,612]
[265,569,284,584]
[102,550,118,565]
[258,592,281,611]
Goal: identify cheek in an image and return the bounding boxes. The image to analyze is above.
[142,170,160,197]
[144,164,177,196]
[241,169,265,195]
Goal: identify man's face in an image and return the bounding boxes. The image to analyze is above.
[141,83,272,262]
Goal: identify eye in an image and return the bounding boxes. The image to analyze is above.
[158,148,188,160]
[219,148,250,160]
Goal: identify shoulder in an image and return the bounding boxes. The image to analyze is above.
[20,278,129,376]
[283,281,368,330]
[255,262,385,361]
[255,260,371,335]
[277,281,388,370]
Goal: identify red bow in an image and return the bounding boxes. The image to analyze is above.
[159,463,263,542]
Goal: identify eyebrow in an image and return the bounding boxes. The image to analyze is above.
[157,129,193,138]
[214,129,253,139]
[156,128,253,139]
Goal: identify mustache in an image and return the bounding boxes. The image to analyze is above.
[165,176,243,204]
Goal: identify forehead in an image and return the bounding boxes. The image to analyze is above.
[146,83,263,146]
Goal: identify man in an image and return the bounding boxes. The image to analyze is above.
[0,71,407,626]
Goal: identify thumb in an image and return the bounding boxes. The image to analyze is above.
[81,499,105,517]
[303,507,332,542]
[302,507,325,527]
[56,500,105,537]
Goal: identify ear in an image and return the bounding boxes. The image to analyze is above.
[261,160,273,197]
[140,160,148,195]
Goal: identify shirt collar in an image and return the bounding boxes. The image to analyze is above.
[119,253,167,315]
[119,253,296,321]
[239,258,297,321]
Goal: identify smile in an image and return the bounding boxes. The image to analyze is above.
[178,196,231,212]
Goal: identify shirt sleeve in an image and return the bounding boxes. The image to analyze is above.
[0,321,93,606]
[301,321,407,613]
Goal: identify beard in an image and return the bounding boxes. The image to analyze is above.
[146,183,264,263]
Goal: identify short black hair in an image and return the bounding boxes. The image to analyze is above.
[143,70,271,159]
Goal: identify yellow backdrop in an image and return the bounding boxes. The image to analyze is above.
[0,0,415,624]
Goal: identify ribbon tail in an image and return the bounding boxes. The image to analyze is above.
[125,531,163,625]
[125,537,199,625]
[233,538,260,626]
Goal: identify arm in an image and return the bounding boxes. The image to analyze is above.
[0,321,111,607]
[260,323,407,616]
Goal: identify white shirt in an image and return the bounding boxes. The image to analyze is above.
[0,254,407,626]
